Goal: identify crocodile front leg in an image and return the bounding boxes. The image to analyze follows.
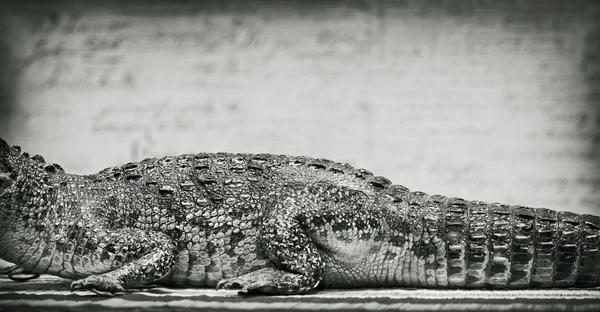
[69,229,177,295]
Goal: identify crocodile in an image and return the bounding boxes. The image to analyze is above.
[0,138,599,295]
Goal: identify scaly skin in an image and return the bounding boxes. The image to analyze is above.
[0,138,599,295]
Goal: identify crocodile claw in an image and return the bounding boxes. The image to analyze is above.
[216,278,243,290]
[71,275,125,296]
[216,277,270,295]
[215,269,307,295]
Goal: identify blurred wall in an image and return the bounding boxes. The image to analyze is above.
[0,0,599,214]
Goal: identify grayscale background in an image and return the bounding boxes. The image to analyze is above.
[0,0,599,216]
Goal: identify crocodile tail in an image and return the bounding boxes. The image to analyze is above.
[482,204,600,288]
[388,186,600,288]
[566,212,600,287]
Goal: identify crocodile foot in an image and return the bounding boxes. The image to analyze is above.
[216,268,318,295]
[71,275,125,296]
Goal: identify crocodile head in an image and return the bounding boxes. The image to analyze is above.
[0,138,60,263]
[0,138,62,195]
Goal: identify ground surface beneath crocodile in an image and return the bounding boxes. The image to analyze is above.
[0,275,599,312]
